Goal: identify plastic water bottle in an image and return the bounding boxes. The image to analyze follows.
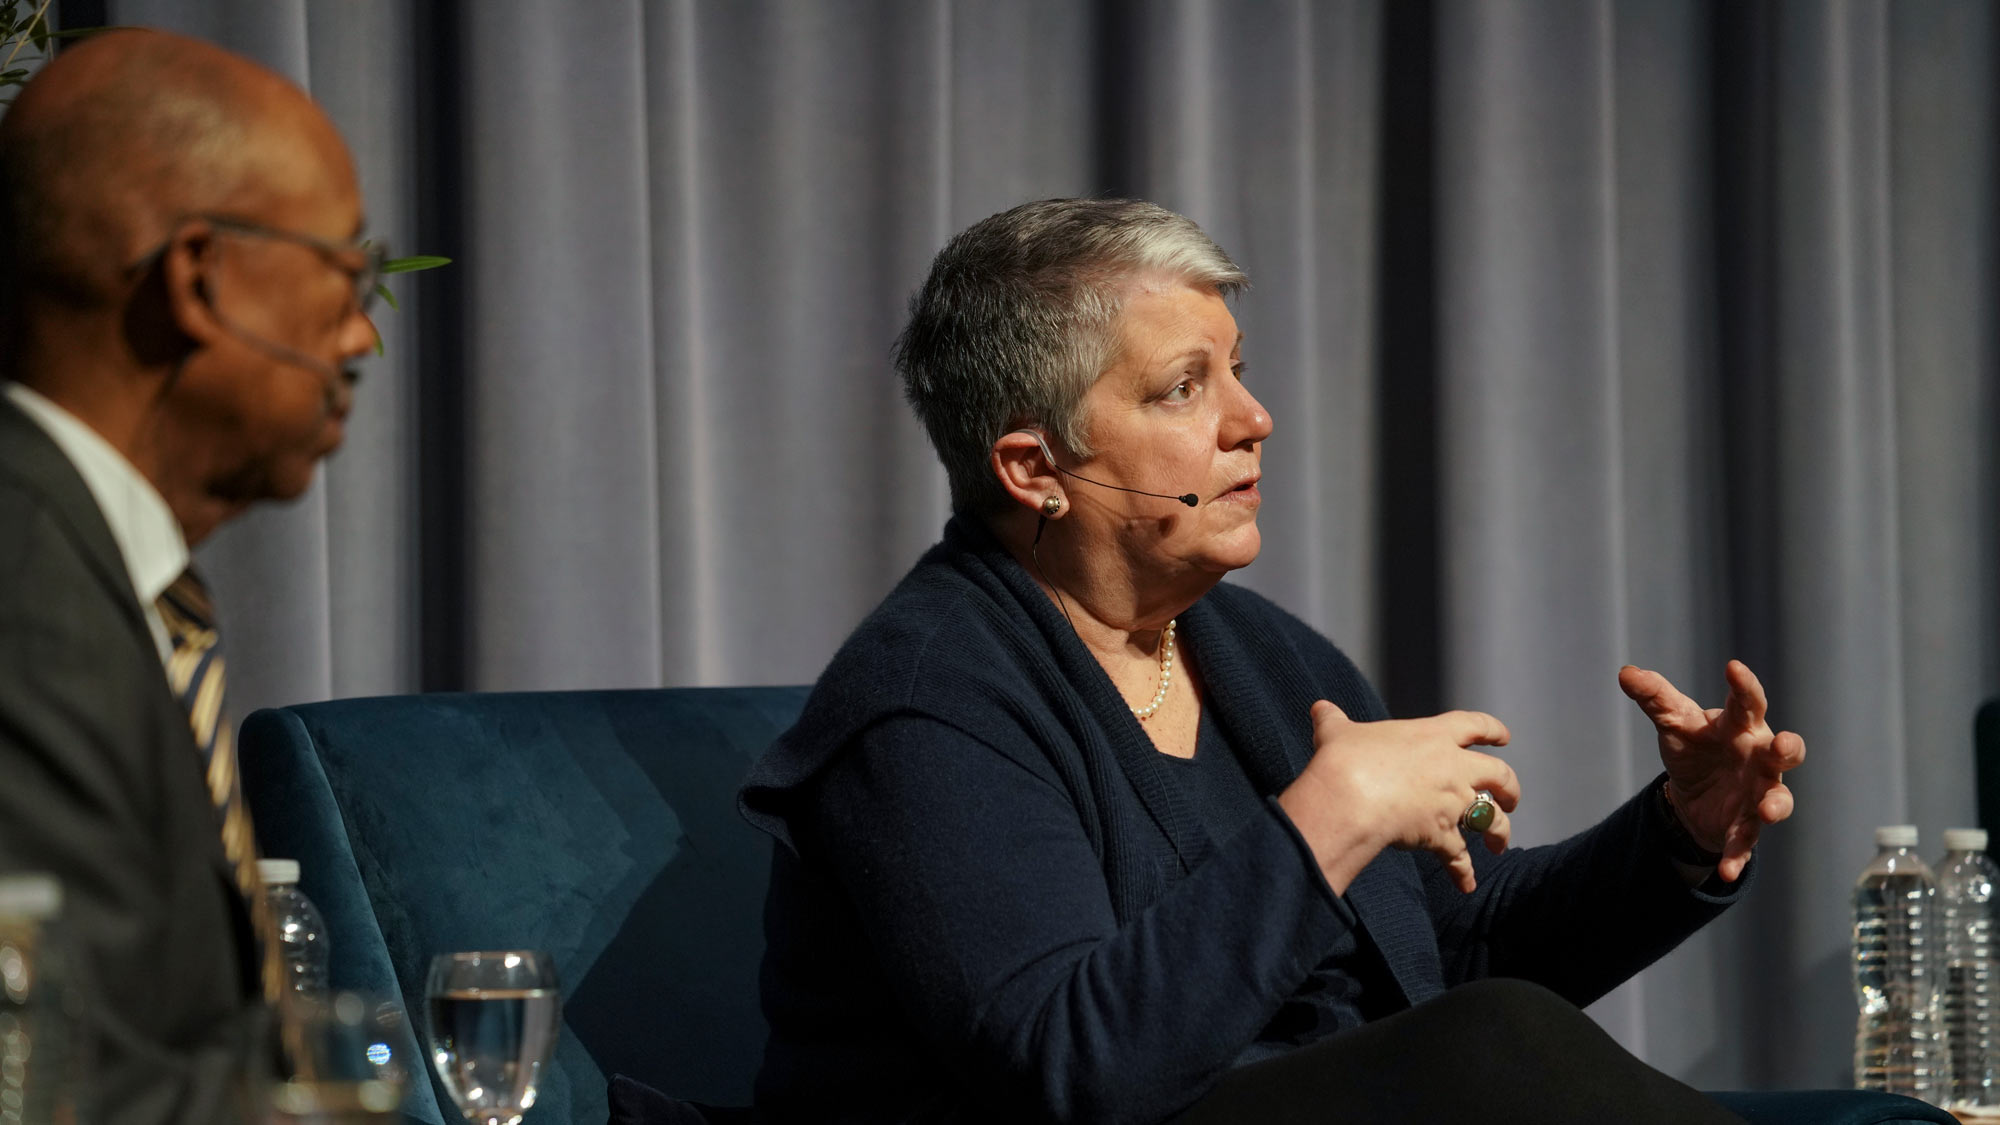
[1853,825,1951,1105]
[0,872,78,1124]
[260,859,329,995]
[1940,827,2000,1110]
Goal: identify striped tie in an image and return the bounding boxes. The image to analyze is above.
[156,570,286,1005]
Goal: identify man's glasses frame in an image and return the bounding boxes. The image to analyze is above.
[130,214,388,315]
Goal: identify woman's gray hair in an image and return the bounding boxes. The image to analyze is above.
[894,198,1248,514]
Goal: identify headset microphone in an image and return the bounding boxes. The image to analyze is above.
[208,300,359,411]
[1053,465,1198,507]
[1015,430,1198,507]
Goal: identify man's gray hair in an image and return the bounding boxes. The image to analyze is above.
[894,198,1248,514]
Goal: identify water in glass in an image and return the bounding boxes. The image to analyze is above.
[425,952,561,1125]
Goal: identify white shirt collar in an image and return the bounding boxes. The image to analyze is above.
[3,381,190,617]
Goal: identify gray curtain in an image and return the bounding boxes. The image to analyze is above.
[52,0,2000,1092]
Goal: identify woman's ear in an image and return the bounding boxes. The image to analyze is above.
[991,428,1065,515]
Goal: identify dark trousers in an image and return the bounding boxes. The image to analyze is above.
[1173,977,1747,1125]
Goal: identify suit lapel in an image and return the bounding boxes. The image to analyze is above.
[0,396,252,955]
[1,395,259,1003]
[0,396,155,641]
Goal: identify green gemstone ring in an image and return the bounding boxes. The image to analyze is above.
[1460,790,1498,834]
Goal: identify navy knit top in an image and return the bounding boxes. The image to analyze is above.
[740,516,1747,1125]
[1164,707,1402,1055]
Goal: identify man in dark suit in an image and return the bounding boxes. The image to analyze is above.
[0,28,379,1123]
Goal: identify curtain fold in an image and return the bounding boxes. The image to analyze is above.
[33,0,1999,1091]
[1761,0,1910,1086]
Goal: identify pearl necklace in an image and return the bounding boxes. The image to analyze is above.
[1131,618,1177,720]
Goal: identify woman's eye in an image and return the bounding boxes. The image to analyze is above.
[1166,380,1194,403]
[1232,361,1248,381]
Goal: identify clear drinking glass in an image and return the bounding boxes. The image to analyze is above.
[424,952,562,1125]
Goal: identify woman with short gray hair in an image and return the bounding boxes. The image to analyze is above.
[737,198,1805,1123]
[897,198,1247,516]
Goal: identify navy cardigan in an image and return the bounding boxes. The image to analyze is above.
[740,517,1745,1124]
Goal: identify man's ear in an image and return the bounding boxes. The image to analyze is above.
[991,428,1065,514]
[155,221,228,347]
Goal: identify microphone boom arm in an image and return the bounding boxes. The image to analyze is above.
[1014,428,1198,507]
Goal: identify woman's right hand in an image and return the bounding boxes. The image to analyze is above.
[1277,701,1519,895]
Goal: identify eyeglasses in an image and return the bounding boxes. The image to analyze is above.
[132,214,388,314]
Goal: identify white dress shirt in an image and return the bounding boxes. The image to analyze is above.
[4,381,189,666]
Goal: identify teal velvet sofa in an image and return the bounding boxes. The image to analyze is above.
[237,687,1953,1125]
[238,687,809,1125]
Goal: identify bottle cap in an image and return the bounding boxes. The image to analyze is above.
[1944,828,1989,852]
[257,859,300,885]
[0,873,62,919]
[1876,825,1920,848]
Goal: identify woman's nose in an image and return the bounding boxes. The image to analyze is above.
[1221,378,1273,448]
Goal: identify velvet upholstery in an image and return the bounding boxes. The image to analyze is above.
[237,685,1955,1125]
[238,686,811,1125]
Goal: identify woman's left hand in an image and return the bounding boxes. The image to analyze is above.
[1617,660,1807,883]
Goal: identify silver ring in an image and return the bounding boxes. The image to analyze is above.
[1460,790,1497,834]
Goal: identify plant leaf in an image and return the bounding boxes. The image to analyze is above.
[373,283,399,311]
[379,255,451,274]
